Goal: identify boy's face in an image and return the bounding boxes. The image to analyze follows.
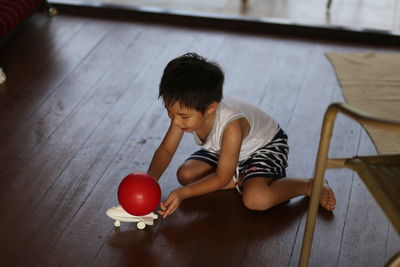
[165,101,215,133]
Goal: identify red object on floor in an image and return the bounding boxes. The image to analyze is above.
[118,172,161,216]
[0,0,44,38]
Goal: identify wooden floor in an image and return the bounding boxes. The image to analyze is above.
[64,0,400,32]
[0,11,399,267]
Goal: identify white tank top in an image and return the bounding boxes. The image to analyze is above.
[192,96,279,161]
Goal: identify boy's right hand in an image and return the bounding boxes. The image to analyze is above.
[158,188,185,218]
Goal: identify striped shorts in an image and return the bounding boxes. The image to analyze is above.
[188,128,289,180]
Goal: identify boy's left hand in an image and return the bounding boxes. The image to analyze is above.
[158,188,185,218]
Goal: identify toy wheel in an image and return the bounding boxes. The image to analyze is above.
[114,220,121,227]
[137,221,146,229]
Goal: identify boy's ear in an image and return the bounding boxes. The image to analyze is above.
[206,102,218,115]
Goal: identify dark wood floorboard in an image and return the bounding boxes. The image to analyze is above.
[0,11,399,267]
[0,15,84,110]
[0,15,88,129]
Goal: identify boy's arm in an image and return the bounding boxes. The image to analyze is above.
[159,118,247,217]
[147,121,183,180]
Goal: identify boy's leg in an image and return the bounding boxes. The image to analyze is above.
[177,159,237,189]
[241,177,336,211]
[237,128,335,211]
[178,149,235,189]
[176,159,214,185]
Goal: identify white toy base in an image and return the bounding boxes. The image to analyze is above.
[106,206,158,229]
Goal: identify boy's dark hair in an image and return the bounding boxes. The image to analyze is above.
[159,52,224,114]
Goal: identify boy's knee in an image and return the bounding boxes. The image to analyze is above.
[242,190,275,211]
[176,166,195,185]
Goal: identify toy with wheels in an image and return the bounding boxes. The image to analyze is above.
[106,206,158,229]
[106,172,161,229]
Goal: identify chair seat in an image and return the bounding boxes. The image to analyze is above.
[346,154,400,234]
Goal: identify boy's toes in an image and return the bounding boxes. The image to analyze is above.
[320,181,336,211]
[326,199,336,211]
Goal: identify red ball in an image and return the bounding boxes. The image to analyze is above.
[117,172,161,216]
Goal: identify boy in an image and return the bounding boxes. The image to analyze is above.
[149,52,336,218]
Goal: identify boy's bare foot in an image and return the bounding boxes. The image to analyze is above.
[320,181,336,211]
[308,179,336,211]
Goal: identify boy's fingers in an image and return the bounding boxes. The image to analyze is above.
[164,201,177,217]
[157,209,165,216]
[165,196,174,206]
[159,201,172,218]
[160,202,166,211]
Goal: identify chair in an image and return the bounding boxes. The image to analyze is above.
[299,103,400,267]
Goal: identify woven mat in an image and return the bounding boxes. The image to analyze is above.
[326,52,400,154]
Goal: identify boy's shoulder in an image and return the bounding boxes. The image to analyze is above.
[217,97,251,125]
[220,96,263,115]
[219,95,277,128]
[221,96,258,108]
